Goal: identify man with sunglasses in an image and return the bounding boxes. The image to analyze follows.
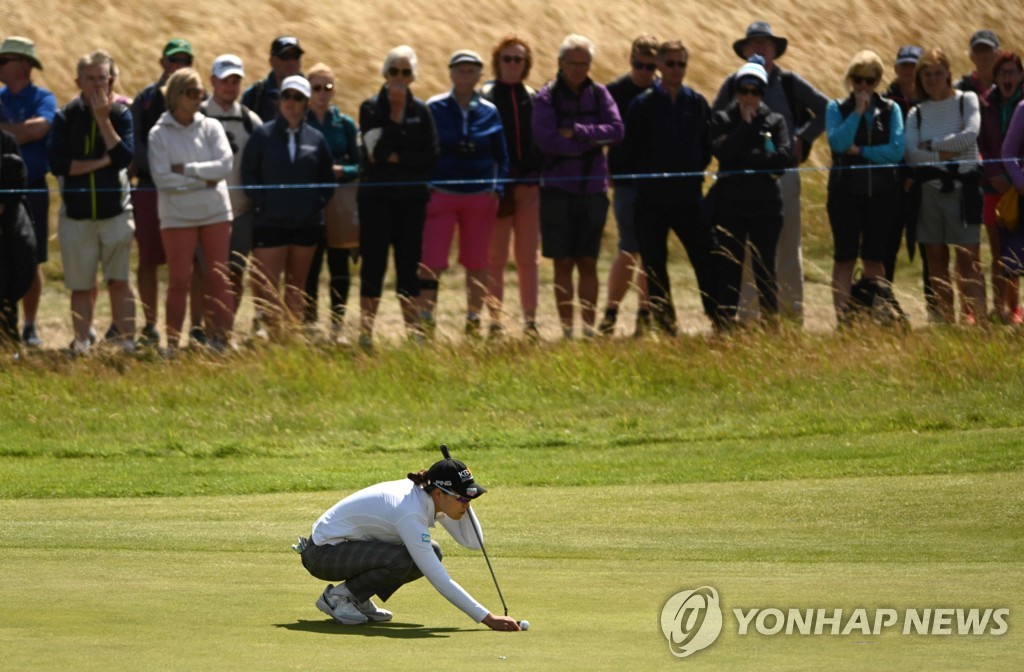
[623,40,715,335]
[242,36,304,123]
[598,34,658,337]
[0,37,57,348]
[131,39,199,348]
[297,456,521,631]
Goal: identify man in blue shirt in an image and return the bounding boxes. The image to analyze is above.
[242,36,304,123]
[0,36,57,347]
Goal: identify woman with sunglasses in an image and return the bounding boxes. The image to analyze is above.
[302,63,361,343]
[356,45,439,349]
[904,48,984,325]
[483,35,543,338]
[825,50,905,326]
[298,455,522,631]
[148,67,235,352]
[242,75,335,336]
[709,55,792,330]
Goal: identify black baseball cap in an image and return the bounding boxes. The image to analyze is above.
[271,36,304,57]
[425,458,487,499]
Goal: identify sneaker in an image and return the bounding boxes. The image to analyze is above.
[21,324,42,348]
[465,314,482,338]
[88,326,98,345]
[189,326,208,347]
[597,308,617,336]
[316,584,369,625]
[524,321,540,340]
[581,324,597,339]
[420,311,436,338]
[68,338,91,356]
[357,333,374,352]
[104,324,120,341]
[488,322,505,339]
[352,596,393,622]
[140,324,161,347]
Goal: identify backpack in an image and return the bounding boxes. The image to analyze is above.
[199,100,255,154]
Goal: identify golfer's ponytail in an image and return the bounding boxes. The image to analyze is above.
[407,470,428,485]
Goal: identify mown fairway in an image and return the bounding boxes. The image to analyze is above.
[1,335,1022,669]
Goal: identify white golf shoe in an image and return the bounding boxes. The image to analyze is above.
[316,584,368,625]
[332,583,393,622]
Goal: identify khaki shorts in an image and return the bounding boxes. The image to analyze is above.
[917,183,981,246]
[58,210,136,290]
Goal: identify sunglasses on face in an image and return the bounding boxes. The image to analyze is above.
[312,83,335,93]
[738,86,763,97]
[167,55,193,66]
[435,484,472,504]
[662,59,687,69]
[0,56,23,66]
[277,51,301,62]
[280,91,307,102]
[502,55,524,64]
[387,67,413,77]
[185,87,204,100]
[851,75,878,86]
[632,61,657,72]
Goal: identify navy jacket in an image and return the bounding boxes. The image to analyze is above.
[241,117,335,229]
[358,86,439,202]
[623,82,711,204]
[49,97,134,220]
[710,101,792,215]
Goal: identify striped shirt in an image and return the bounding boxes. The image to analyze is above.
[905,90,980,174]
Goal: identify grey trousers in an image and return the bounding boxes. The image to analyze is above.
[301,539,443,603]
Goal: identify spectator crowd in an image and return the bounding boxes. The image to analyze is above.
[2,22,1024,354]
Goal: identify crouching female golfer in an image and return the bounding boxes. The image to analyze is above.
[298,456,522,630]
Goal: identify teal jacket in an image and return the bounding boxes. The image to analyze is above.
[307,106,359,183]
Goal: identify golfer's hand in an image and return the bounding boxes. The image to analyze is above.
[483,614,521,632]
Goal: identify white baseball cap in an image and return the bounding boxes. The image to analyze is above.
[212,54,245,80]
[280,75,311,99]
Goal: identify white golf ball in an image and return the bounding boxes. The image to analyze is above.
[519,620,530,631]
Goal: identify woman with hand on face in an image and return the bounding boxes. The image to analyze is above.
[709,55,792,331]
[418,50,509,338]
[978,52,1023,324]
[242,75,335,335]
[148,68,235,352]
[825,50,905,326]
[303,63,361,343]
[483,35,543,338]
[356,46,439,349]
[904,48,984,326]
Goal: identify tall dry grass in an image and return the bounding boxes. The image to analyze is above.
[8,1,1023,116]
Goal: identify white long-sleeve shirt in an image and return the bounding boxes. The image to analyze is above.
[311,479,490,622]
[905,90,980,175]
[148,110,233,228]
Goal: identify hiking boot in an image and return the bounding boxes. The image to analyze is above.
[316,584,369,625]
[21,324,42,348]
[597,308,617,336]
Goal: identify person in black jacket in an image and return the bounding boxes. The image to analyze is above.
[0,129,36,345]
[625,39,714,334]
[710,56,792,330]
[49,50,137,354]
[242,75,334,333]
[356,45,439,349]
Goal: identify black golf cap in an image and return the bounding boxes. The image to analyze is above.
[426,458,487,499]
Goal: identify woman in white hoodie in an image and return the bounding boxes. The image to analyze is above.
[149,68,234,350]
